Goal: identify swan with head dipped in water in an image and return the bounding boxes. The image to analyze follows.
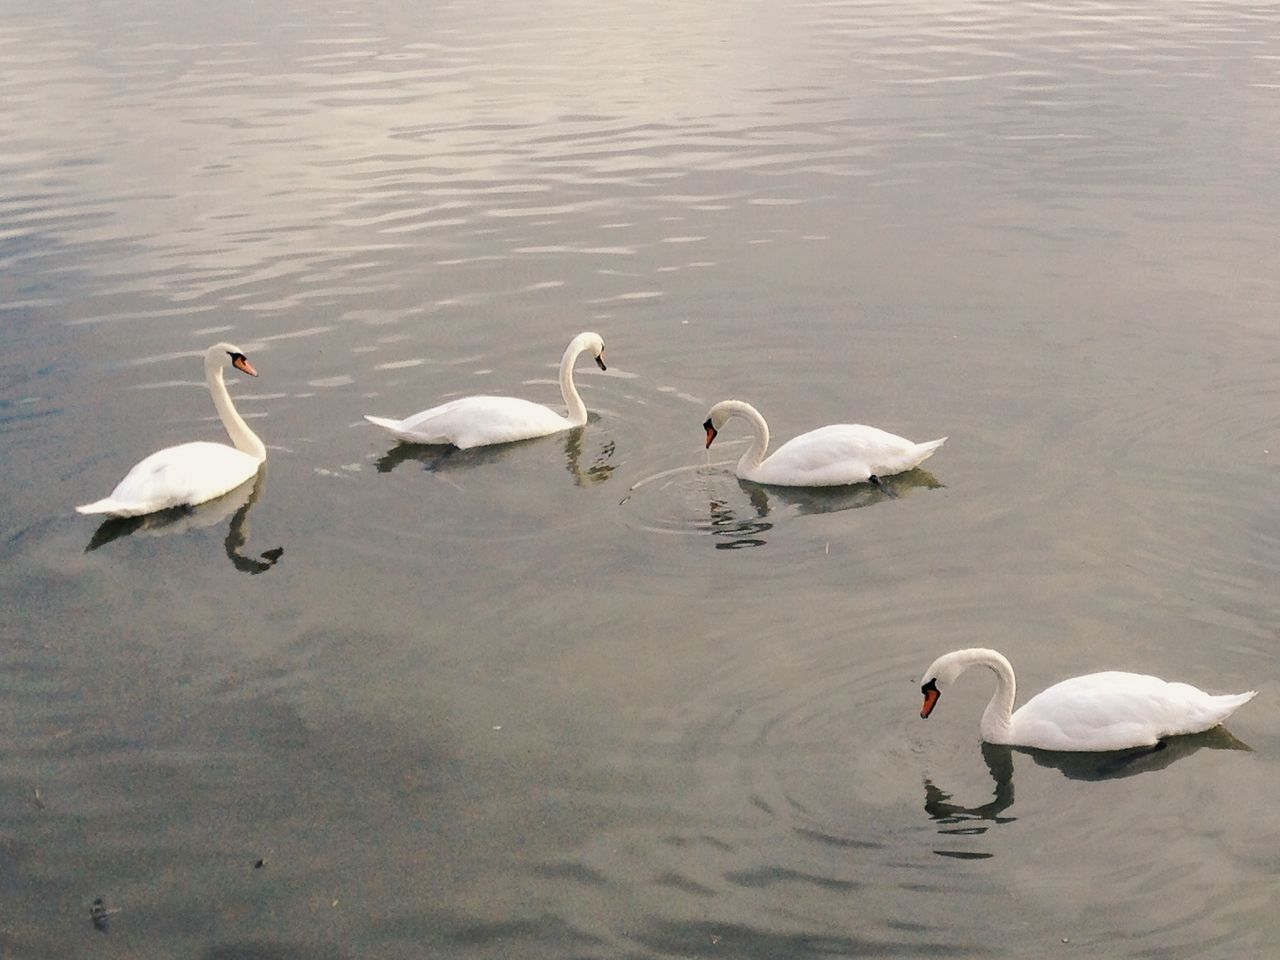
[918,648,1256,752]
[702,399,944,487]
[364,331,606,449]
[76,343,267,518]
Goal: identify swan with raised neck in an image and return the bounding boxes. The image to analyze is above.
[363,331,607,449]
[207,342,267,462]
[76,342,266,517]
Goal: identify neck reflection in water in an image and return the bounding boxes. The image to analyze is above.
[84,467,284,576]
[562,427,616,486]
[924,730,1252,858]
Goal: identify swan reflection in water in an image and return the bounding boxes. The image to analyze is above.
[745,467,942,515]
[374,426,617,486]
[703,468,942,550]
[85,468,284,575]
[925,730,1252,856]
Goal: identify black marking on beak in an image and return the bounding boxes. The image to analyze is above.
[595,353,607,371]
[229,352,258,377]
[703,418,717,449]
[920,678,940,719]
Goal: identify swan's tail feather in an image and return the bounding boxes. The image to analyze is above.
[1212,690,1258,723]
[364,415,402,432]
[914,436,947,462]
[76,498,122,516]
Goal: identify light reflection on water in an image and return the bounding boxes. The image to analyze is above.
[2,0,1280,957]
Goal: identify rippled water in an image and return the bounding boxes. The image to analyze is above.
[3,0,1279,957]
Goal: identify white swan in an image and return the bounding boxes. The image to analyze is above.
[702,400,945,487]
[918,648,1257,752]
[76,343,267,518]
[364,332,606,449]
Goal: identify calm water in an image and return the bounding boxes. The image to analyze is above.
[2,0,1279,957]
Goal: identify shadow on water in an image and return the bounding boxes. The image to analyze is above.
[745,468,943,515]
[85,468,284,575]
[704,469,942,550]
[925,730,1252,857]
[924,741,1018,852]
[562,427,616,487]
[707,496,774,550]
[1018,725,1252,781]
[374,427,618,485]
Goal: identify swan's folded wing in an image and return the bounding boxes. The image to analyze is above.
[394,396,570,448]
[756,424,922,486]
[1014,672,1251,751]
[105,441,259,514]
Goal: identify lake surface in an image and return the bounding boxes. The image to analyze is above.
[2,0,1279,957]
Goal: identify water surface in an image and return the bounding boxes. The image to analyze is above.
[3,1,1279,957]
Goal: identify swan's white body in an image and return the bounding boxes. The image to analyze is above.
[703,400,945,487]
[919,648,1257,752]
[76,343,266,518]
[364,332,606,449]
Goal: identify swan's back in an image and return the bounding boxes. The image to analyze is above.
[750,424,945,486]
[76,441,260,517]
[1010,671,1257,752]
[366,396,570,449]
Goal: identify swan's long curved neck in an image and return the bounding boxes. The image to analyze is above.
[965,649,1017,742]
[206,348,266,461]
[558,335,591,427]
[725,401,770,474]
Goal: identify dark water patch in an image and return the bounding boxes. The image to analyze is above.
[654,871,716,897]
[436,912,603,950]
[202,943,355,960]
[631,918,975,959]
[793,828,883,851]
[724,866,863,892]
[533,860,610,887]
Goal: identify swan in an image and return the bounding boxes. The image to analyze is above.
[702,399,945,487]
[76,343,267,518]
[918,648,1257,752]
[364,332,607,449]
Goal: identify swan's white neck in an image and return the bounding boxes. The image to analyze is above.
[557,333,595,427]
[933,648,1018,743]
[206,344,266,462]
[721,400,771,475]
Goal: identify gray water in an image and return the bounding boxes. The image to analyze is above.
[3,0,1279,957]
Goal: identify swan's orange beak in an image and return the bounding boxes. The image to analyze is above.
[920,680,940,719]
[704,418,717,449]
[232,354,258,377]
[595,353,607,371]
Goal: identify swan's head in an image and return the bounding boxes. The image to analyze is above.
[918,648,1008,720]
[208,342,258,377]
[918,651,968,719]
[703,401,731,448]
[572,332,607,371]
